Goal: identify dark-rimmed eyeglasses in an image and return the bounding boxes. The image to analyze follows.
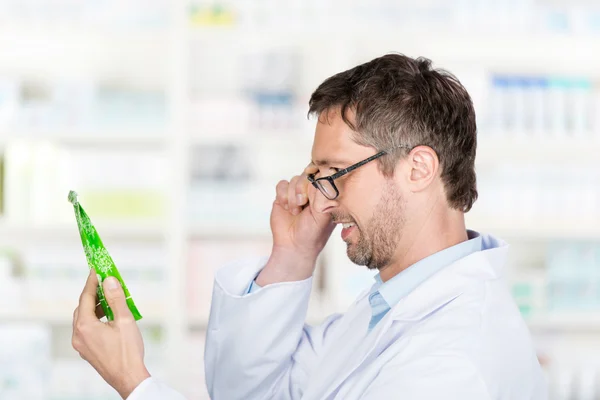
[307,145,412,200]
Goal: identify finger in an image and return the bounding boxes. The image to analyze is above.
[288,175,302,215]
[303,162,319,176]
[295,173,310,207]
[78,269,100,322]
[102,277,134,323]
[275,180,290,210]
[303,163,319,207]
[72,307,79,331]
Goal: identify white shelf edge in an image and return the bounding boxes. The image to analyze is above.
[527,313,600,332]
[190,131,314,146]
[0,133,166,147]
[187,29,600,69]
[187,292,334,329]
[188,219,600,241]
[0,28,169,42]
[188,27,600,41]
[465,216,600,240]
[476,136,600,164]
[188,225,272,239]
[0,222,167,240]
[0,310,165,326]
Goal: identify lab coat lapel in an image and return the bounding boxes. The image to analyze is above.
[305,244,508,399]
[389,247,507,321]
[303,295,395,400]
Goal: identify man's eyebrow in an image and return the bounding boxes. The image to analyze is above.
[312,158,350,167]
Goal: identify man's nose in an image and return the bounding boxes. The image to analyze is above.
[311,190,339,214]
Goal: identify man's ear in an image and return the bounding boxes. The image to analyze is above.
[406,146,439,192]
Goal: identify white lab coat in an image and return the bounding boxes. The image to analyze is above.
[128,233,548,400]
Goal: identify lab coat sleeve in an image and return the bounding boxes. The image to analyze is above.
[361,354,492,400]
[126,377,187,400]
[205,256,341,400]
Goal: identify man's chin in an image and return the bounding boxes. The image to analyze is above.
[346,246,372,268]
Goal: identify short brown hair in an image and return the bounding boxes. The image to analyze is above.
[308,53,478,212]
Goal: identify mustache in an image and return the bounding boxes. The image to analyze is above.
[331,213,356,224]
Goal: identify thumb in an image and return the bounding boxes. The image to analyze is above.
[103,277,133,322]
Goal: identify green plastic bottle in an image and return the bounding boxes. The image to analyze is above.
[68,190,142,321]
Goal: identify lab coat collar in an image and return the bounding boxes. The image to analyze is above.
[309,232,509,400]
[388,232,508,321]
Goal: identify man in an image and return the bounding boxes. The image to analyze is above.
[72,54,547,399]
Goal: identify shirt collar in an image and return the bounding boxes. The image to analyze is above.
[375,231,483,309]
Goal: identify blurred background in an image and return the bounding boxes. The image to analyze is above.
[0,0,599,399]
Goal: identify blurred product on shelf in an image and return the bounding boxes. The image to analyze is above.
[475,164,600,226]
[547,242,600,312]
[537,338,600,400]
[511,269,546,319]
[0,77,166,134]
[187,0,600,34]
[189,2,235,26]
[0,79,18,131]
[0,151,4,216]
[190,144,251,182]
[188,46,305,134]
[3,140,71,224]
[507,241,600,320]
[483,74,600,138]
[21,243,165,319]
[182,331,211,400]
[186,239,272,323]
[188,144,272,231]
[240,49,301,131]
[2,142,167,224]
[187,68,600,143]
[188,98,251,138]
[49,359,121,400]
[547,363,600,400]
[0,0,168,30]
[0,251,24,312]
[0,324,51,400]
[46,325,164,400]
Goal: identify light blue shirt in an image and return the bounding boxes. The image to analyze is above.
[366,233,482,330]
[248,232,482,331]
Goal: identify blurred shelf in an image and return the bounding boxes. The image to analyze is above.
[189,29,600,72]
[187,299,335,329]
[476,137,600,165]
[0,27,168,45]
[188,224,272,240]
[190,131,314,146]
[0,221,166,241]
[189,217,600,242]
[0,309,165,326]
[0,132,166,147]
[466,216,600,240]
[527,313,600,332]
[188,316,208,330]
[0,28,168,80]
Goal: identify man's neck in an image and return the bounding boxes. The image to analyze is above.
[379,209,468,282]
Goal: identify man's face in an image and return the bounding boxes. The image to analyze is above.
[311,110,406,270]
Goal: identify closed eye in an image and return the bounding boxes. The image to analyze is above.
[314,167,340,179]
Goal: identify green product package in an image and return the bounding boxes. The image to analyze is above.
[68,190,142,321]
